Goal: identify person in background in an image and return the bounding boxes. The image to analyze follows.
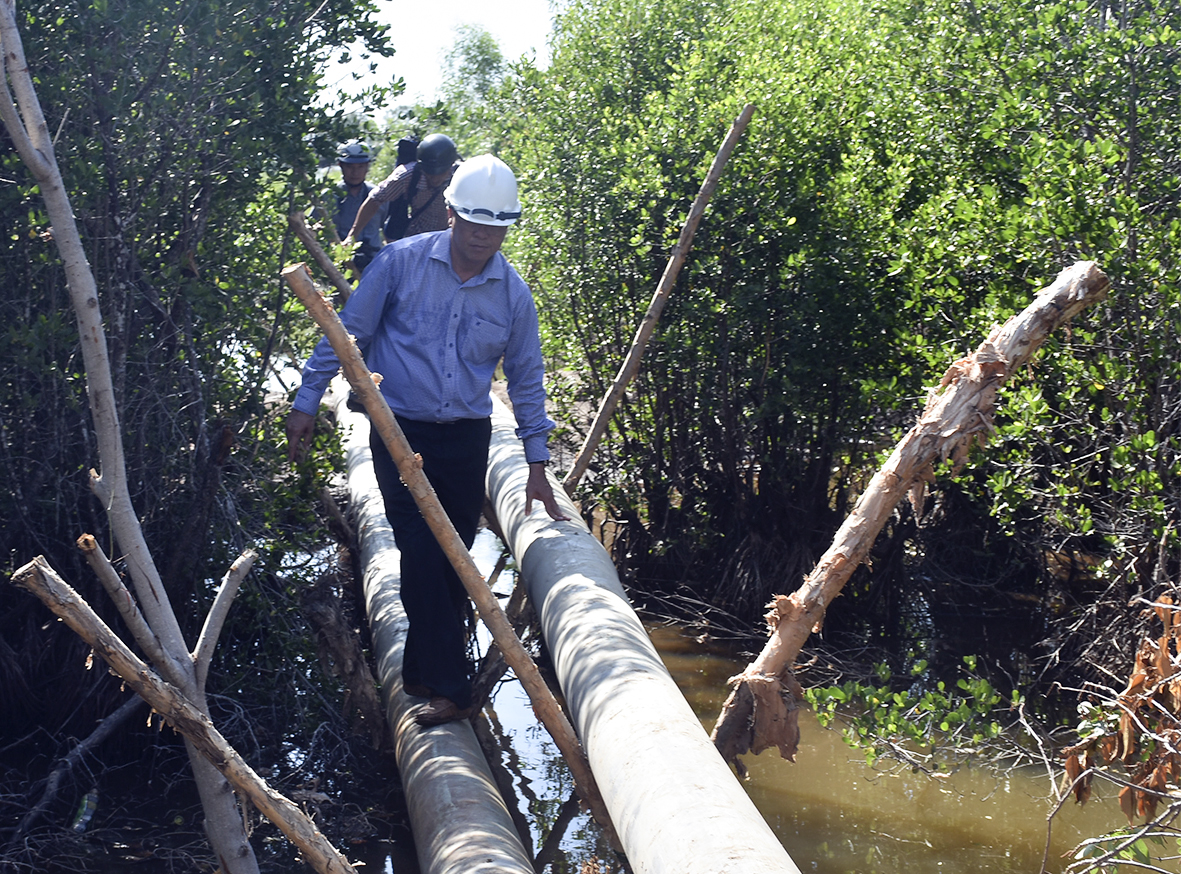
[287,154,568,727]
[345,133,460,247]
[331,141,387,272]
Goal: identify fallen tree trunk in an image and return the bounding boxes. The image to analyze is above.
[488,396,802,874]
[10,557,359,874]
[710,260,1111,772]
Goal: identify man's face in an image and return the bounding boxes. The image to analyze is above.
[424,170,452,189]
[340,161,370,188]
[449,211,509,272]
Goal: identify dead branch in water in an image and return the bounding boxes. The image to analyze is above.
[710,261,1111,773]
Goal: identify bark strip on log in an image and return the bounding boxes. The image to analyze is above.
[710,261,1111,772]
[10,556,359,874]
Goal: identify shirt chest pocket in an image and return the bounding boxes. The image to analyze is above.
[462,316,510,365]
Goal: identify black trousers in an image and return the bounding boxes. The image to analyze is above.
[369,416,491,709]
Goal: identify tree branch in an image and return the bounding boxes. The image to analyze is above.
[711,261,1112,771]
[193,549,258,692]
[10,555,359,874]
[76,534,187,687]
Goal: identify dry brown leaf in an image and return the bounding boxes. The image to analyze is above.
[1063,752,1082,796]
[1119,711,1137,763]
[1155,638,1172,680]
[1119,785,1137,825]
[1101,735,1117,762]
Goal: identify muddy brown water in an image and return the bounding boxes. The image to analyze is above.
[448,624,1137,874]
[352,532,1140,874]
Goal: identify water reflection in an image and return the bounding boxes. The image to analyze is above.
[363,533,1136,873]
[479,623,1135,874]
[652,626,1134,874]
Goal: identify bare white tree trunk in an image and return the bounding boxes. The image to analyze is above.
[0,4,258,869]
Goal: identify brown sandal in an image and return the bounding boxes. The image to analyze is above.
[414,697,475,727]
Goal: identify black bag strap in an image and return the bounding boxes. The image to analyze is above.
[409,177,444,222]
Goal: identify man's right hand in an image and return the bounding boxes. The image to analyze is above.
[286,409,316,463]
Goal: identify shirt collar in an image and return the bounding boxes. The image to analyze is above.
[428,229,507,285]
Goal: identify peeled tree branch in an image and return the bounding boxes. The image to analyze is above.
[10,557,360,874]
[710,261,1111,773]
[562,103,756,493]
[289,211,355,304]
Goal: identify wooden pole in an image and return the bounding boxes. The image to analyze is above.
[11,556,359,874]
[562,103,756,492]
[709,261,1111,772]
[288,211,355,304]
[281,263,616,842]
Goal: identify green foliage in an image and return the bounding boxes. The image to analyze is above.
[497,0,1181,707]
[805,656,1013,767]
[1073,828,1181,874]
[0,0,387,756]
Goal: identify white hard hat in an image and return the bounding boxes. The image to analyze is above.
[444,154,522,227]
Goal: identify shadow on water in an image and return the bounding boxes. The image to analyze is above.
[358,531,1140,874]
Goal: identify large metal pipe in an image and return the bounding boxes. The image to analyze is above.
[486,397,802,874]
[338,395,533,874]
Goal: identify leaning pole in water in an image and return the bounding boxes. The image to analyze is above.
[486,396,801,874]
[335,390,534,874]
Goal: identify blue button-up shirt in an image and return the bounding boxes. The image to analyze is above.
[293,229,555,463]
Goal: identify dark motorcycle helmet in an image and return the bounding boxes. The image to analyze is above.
[416,134,459,175]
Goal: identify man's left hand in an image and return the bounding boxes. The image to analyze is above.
[525,462,570,521]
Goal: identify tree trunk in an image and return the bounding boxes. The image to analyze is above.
[0,8,258,869]
[710,261,1111,772]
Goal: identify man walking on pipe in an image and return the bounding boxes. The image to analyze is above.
[286,154,567,727]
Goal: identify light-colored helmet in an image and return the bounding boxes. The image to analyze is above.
[444,154,522,227]
[337,140,373,164]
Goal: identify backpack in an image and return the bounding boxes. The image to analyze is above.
[383,165,421,242]
[383,136,422,241]
[395,135,418,166]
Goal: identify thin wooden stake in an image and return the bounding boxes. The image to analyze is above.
[562,103,756,492]
[282,263,617,843]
